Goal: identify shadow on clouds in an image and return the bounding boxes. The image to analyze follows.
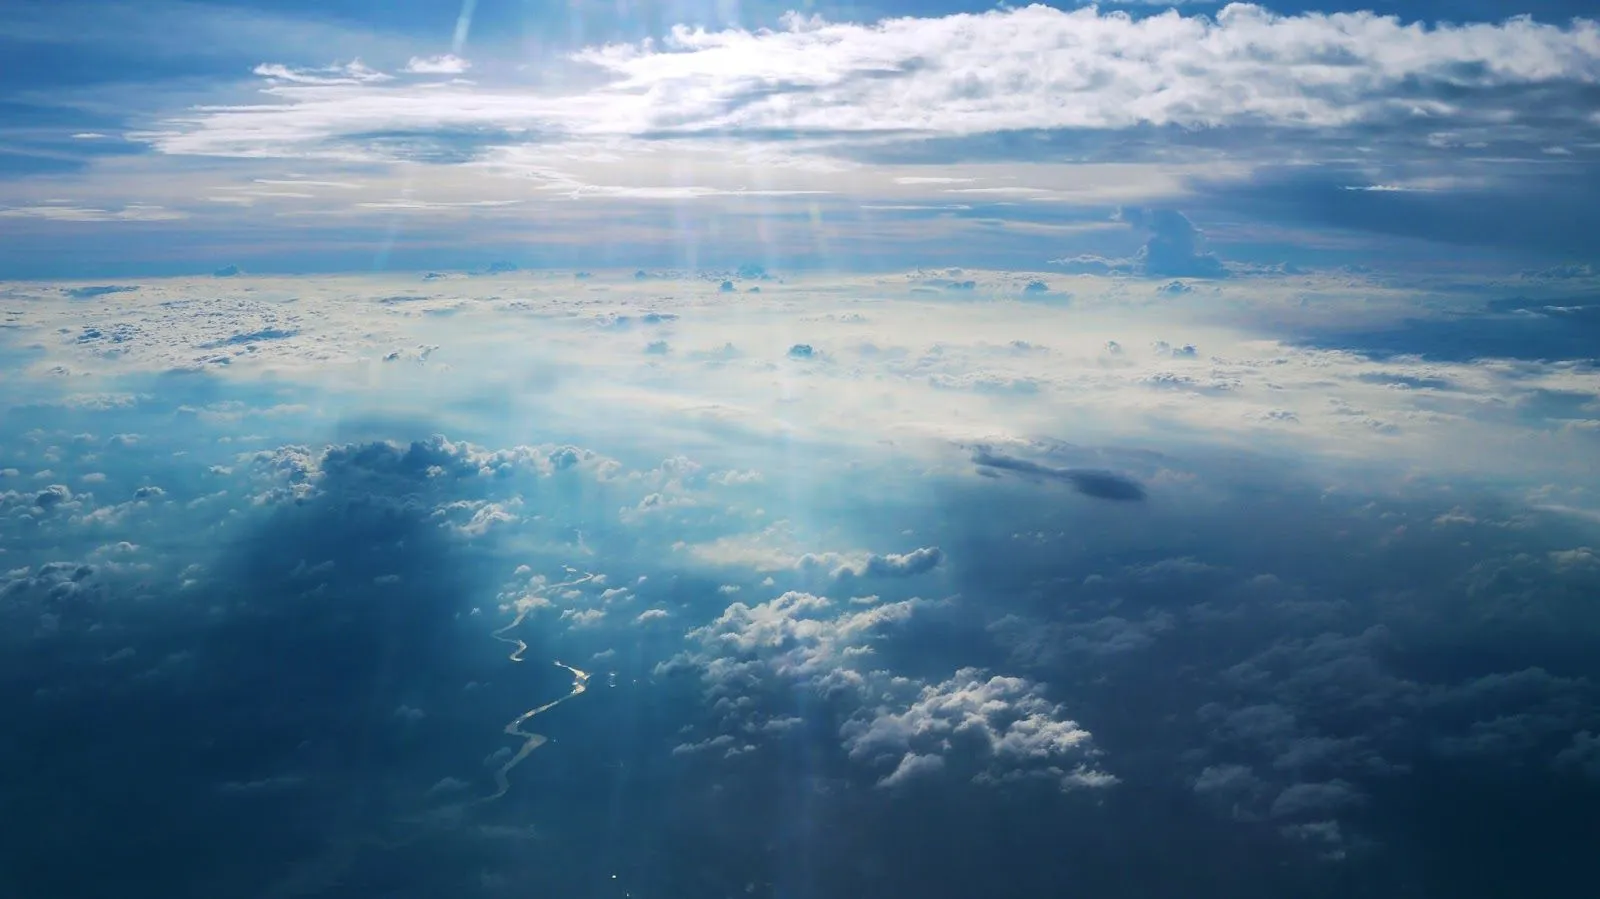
[1305,295,1600,363]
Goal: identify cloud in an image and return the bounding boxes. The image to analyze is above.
[972,447,1147,501]
[1194,763,1266,804]
[674,589,919,683]
[809,546,945,580]
[1125,208,1228,278]
[1052,207,1227,278]
[404,55,470,75]
[6,264,1600,894]
[876,751,945,787]
[666,587,1110,792]
[252,60,392,86]
[139,6,1600,167]
[1554,731,1600,780]
[842,668,1110,792]
[569,6,1600,137]
[0,205,185,223]
[1268,780,1363,819]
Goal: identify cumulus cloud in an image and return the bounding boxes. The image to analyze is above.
[876,752,945,787]
[805,546,945,581]
[673,589,918,683]
[662,587,1109,792]
[1125,208,1228,278]
[1053,207,1227,278]
[843,668,1110,792]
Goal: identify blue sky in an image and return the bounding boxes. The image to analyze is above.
[3,0,1599,276]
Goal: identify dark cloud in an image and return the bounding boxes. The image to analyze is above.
[972,447,1147,501]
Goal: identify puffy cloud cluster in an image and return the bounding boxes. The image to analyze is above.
[843,669,1110,791]
[245,435,617,507]
[969,481,1600,858]
[664,587,1111,791]
[800,545,946,581]
[676,590,919,685]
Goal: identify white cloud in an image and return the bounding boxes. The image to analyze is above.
[876,751,945,787]
[843,668,1109,792]
[252,60,392,85]
[570,6,1600,136]
[801,545,945,580]
[8,270,1598,492]
[662,587,1109,791]
[561,608,607,626]
[0,205,186,222]
[679,589,917,680]
[404,54,471,75]
[136,6,1600,177]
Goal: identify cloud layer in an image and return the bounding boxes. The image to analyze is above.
[141,5,1600,164]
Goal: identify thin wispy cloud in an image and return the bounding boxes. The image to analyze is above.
[0,204,187,222]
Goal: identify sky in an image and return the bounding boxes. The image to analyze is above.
[3,0,1600,275]
[2,2,1600,899]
